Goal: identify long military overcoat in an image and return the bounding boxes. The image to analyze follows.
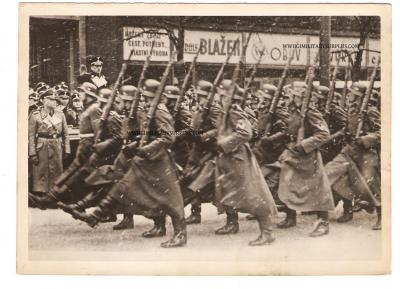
[29,108,70,193]
[214,104,277,216]
[278,106,335,212]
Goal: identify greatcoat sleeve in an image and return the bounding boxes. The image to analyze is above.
[300,108,330,154]
[360,107,381,149]
[139,108,176,159]
[218,108,253,154]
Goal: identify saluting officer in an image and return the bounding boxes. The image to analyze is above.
[29,88,70,195]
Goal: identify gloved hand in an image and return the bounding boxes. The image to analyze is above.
[122,141,138,156]
[290,143,305,154]
[30,155,39,165]
[93,141,109,155]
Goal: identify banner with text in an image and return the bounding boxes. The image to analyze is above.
[184,30,242,63]
[123,27,176,62]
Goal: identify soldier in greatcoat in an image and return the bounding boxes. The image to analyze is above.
[70,79,188,248]
[325,82,381,230]
[310,85,347,164]
[183,80,223,225]
[214,84,277,246]
[277,84,335,237]
[29,88,70,195]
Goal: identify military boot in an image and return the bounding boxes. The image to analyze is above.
[249,216,275,246]
[337,199,353,223]
[215,210,239,235]
[185,204,201,225]
[372,206,382,230]
[72,196,117,228]
[277,209,296,229]
[246,214,257,221]
[113,214,134,230]
[160,218,187,248]
[309,218,329,237]
[142,216,167,238]
[57,201,85,214]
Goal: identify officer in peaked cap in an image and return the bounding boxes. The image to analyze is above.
[35,82,47,93]
[77,55,109,89]
[65,90,83,127]
[29,87,70,196]
[56,88,71,112]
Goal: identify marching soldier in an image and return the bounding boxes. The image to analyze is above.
[58,85,141,230]
[69,79,188,248]
[277,84,335,237]
[325,82,381,229]
[77,55,109,89]
[183,80,223,225]
[163,85,193,168]
[252,84,290,209]
[311,85,347,164]
[28,88,70,196]
[214,84,277,245]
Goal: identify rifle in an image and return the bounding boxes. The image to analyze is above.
[173,47,201,116]
[128,40,155,122]
[241,47,265,107]
[202,38,240,112]
[297,53,319,143]
[139,54,176,147]
[95,48,135,142]
[355,55,380,139]
[324,59,340,116]
[263,49,296,135]
[341,59,351,109]
[220,33,252,128]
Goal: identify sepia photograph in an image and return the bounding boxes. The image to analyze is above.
[17,3,391,275]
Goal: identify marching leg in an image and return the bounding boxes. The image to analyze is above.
[215,207,239,235]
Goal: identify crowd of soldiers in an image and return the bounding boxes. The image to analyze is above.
[28,49,382,249]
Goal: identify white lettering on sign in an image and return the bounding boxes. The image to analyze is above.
[184,30,242,63]
[246,33,308,66]
[123,27,176,61]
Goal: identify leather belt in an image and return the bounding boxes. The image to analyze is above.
[79,133,95,138]
[37,133,61,139]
